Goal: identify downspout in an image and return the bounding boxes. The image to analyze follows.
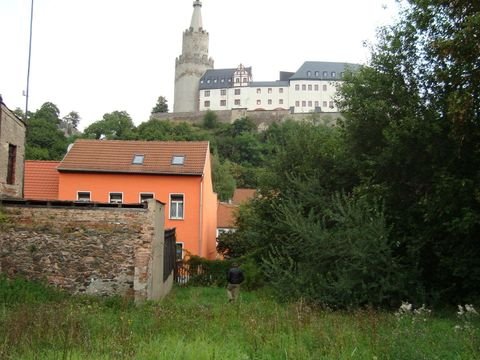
[198,174,204,256]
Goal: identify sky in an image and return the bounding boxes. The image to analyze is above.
[0,0,401,131]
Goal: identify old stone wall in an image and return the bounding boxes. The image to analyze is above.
[0,199,171,302]
[0,100,26,198]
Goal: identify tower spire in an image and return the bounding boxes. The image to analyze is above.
[190,1,203,31]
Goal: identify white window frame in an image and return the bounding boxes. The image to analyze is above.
[139,192,155,203]
[176,242,184,261]
[109,192,123,204]
[77,191,91,202]
[169,193,185,220]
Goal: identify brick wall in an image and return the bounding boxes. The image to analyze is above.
[0,199,172,302]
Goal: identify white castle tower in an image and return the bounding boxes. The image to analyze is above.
[173,1,214,113]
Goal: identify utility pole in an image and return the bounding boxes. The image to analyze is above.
[24,0,34,122]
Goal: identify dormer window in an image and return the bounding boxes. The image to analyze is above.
[132,154,144,165]
[307,71,312,77]
[172,155,185,165]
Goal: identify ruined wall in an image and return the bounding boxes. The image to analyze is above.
[0,99,26,198]
[0,199,171,302]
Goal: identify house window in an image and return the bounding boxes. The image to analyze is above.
[314,84,319,91]
[220,100,226,106]
[234,99,241,106]
[295,84,300,91]
[140,193,154,203]
[268,88,272,94]
[170,194,184,219]
[323,101,328,107]
[220,89,226,96]
[77,191,91,202]
[302,101,306,107]
[204,90,210,97]
[268,99,272,105]
[279,88,284,93]
[176,243,184,260]
[302,84,306,91]
[308,101,312,107]
[204,100,210,107]
[308,84,312,91]
[256,100,261,105]
[256,88,261,94]
[279,99,284,105]
[323,84,327,91]
[171,155,185,165]
[132,154,144,165]
[6,144,16,185]
[109,193,123,204]
[315,101,319,107]
[234,89,241,95]
[329,101,334,108]
[295,101,300,107]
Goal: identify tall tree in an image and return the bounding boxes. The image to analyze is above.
[83,111,136,140]
[151,96,169,114]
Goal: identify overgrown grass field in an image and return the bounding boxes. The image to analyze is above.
[0,277,478,359]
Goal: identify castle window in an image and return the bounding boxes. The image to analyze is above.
[315,71,319,77]
[256,88,261,94]
[268,88,272,94]
[323,84,327,91]
[279,88,284,93]
[234,89,241,95]
[302,101,306,107]
[308,101,312,107]
[204,90,210,97]
[207,79,211,83]
[279,99,284,105]
[329,101,334,108]
[257,100,261,105]
[315,101,319,107]
[236,78,240,83]
[295,84,300,91]
[268,99,272,105]
[243,77,248,83]
[340,72,345,78]
[220,100,226,106]
[307,71,312,77]
[323,101,328,107]
[221,78,225,83]
[234,99,241,106]
[331,72,336,78]
[204,101,210,107]
[308,84,312,91]
[295,101,300,107]
[314,84,319,91]
[323,71,328,77]
[214,79,217,83]
[302,84,306,91]
[220,89,226,96]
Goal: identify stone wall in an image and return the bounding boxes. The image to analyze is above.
[0,97,26,198]
[0,199,172,302]
[151,109,344,129]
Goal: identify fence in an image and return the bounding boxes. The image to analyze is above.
[163,228,176,282]
[175,259,229,286]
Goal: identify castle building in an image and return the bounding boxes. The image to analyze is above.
[173,0,214,113]
[173,2,359,115]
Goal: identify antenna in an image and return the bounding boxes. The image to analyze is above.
[24,0,34,122]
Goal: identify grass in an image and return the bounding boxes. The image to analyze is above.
[0,277,479,359]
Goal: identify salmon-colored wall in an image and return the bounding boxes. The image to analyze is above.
[57,171,217,258]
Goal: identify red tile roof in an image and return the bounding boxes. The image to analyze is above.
[57,140,209,175]
[24,161,60,200]
[232,188,256,205]
[217,203,238,228]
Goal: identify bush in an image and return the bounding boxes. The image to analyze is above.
[0,276,69,306]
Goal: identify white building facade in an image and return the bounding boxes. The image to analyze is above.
[197,62,360,114]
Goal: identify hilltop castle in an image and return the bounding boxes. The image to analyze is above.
[171,1,359,122]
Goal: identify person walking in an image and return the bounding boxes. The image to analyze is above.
[226,262,244,303]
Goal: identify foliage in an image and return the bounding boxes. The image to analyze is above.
[201,110,218,129]
[0,284,478,359]
[211,156,235,201]
[0,276,69,305]
[151,96,169,114]
[82,111,136,140]
[61,111,81,135]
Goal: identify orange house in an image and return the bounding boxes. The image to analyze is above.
[57,140,218,259]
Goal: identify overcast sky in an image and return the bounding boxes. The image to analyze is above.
[1,0,401,130]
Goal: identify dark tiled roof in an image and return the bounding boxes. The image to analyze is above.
[250,81,289,87]
[24,161,60,200]
[289,61,361,81]
[58,140,209,176]
[199,67,252,90]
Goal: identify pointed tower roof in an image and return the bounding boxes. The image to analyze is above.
[190,1,203,31]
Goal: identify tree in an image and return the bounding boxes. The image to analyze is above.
[151,96,169,114]
[61,111,81,136]
[212,156,236,201]
[337,0,480,302]
[83,111,136,140]
[202,110,218,129]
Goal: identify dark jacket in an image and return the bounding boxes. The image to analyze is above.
[227,267,244,284]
